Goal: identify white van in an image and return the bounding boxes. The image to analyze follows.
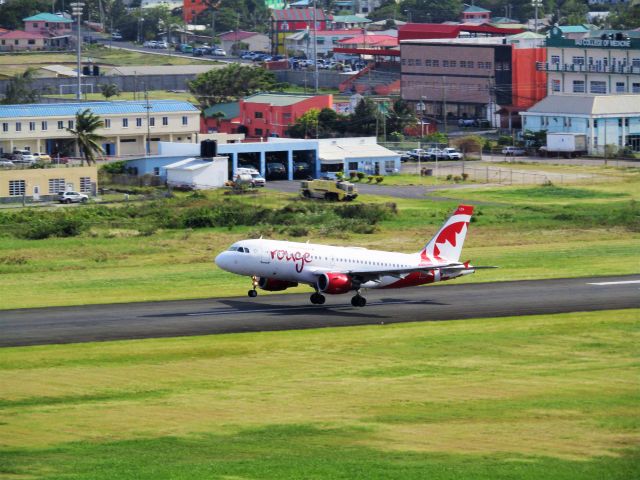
[235,167,266,187]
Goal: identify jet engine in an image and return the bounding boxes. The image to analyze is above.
[258,277,298,291]
[317,273,353,294]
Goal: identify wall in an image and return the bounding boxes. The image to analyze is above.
[512,47,547,108]
[274,70,345,89]
[0,165,97,202]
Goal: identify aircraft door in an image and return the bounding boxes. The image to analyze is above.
[261,248,271,264]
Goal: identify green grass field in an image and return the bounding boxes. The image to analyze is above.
[0,309,638,479]
[0,174,638,310]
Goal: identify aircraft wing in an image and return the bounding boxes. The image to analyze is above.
[309,262,464,283]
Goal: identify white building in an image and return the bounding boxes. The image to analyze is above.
[540,27,640,96]
[165,157,228,189]
[0,100,200,158]
[318,137,401,176]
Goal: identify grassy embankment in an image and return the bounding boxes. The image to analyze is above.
[0,169,638,310]
[0,309,638,479]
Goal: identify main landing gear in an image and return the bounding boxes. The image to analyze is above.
[248,275,258,298]
[350,293,366,307]
[310,292,325,305]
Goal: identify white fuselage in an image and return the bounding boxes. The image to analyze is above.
[215,238,463,290]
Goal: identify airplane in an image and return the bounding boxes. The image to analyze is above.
[215,204,493,307]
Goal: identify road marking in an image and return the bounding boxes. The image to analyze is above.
[587,280,640,286]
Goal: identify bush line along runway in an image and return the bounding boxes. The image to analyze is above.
[2,275,639,347]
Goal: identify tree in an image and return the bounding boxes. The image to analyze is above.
[608,3,640,30]
[188,64,279,108]
[2,69,40,105]
[67,109,105,166]
[0,0,50,30]
[386,99,417,136]
[452,135,484,155]
[349,98,378,136]
[288,109,320,138]
[99,83,120,100]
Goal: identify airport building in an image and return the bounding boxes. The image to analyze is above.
[0,165,98,203]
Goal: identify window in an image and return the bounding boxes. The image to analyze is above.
[467,61,474,68]
[572,56,585,65]
[255,128,263,135]
[122,118,129,128]
[552,79,561,92]
[633,83,640,94]
[594,120,598,128]
[432,59,439,67]
[28,39,35,45]
[616,82,625,93]
[632,58,640,68]
[255,111,263,119]
[149,117,155,127]
[590,81,606,94]
[29,122,36,131]
[79,177,92,193]
[450,60,456,67]
[162,116,168,126]
[48,178,66,194]
[572,80,585,93]
[68,120,74,129]
[153,167,160,176]
[425,59,432,67]
[551,55,560,64]
[41,121,47,131]
[2,123,7,132]
[408,58,414,66]
[460,61,466,68]
[58,121,64,129]
[104,119,111,128]
[443,60,449,67]
[415,59,422,66]
[136,118,142,127]
[15,122,21,132]
[182,116,188,125]
[9,180,26,196]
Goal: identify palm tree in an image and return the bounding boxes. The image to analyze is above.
[67,109,105,166]
[99,83,120,100]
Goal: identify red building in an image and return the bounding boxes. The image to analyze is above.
[398,23,524,41]
[183,0,209,24]
[202,93,334,138]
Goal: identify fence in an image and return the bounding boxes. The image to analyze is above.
[408,162,617,186]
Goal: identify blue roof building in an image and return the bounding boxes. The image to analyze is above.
[0,100,201,159]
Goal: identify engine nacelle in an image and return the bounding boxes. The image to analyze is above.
[317,273,353,294]
[258,277,298,291]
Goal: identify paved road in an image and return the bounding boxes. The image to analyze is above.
[1,275,638,347]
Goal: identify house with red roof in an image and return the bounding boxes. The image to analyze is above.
[218,30,270,55]
[0,30,48,52]
[271,8,329,54]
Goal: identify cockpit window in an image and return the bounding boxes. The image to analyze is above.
[228,246,239,251]
[229,246,250,253]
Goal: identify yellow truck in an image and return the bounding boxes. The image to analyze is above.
[300,179,358,201]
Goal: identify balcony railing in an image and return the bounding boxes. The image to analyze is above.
[536,62,640,75]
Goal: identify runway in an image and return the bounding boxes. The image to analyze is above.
[1,275,638,347]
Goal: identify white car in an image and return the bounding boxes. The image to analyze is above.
[0,160,15,167]
[13,150,36,164]
[143,40,158,48]
[212,47,226,56]
[502,146,526,156]
[58,191,88,204]
[439,148,463,160]
[235,167,265,187]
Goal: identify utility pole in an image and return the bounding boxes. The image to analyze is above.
[532,0,542,33]
[71,2,85,101]
[312,0,318,92]
[442,76,447,134]
[144,85,152,156]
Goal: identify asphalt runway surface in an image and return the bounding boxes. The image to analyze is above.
[1,275,638,348]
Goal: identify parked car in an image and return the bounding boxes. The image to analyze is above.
[293,161,312,178]
[58,191,88,204]
[407,148,428,159]
[192,47,206,57]
[502,146,526,156]
[12,150,36,164]
[439,147,463,160]
[111,32,123,41]
[32,152,51,162]
[143,40,158,48]
[0,160,15,167]
[458,118,475,127]
[212,47,226,56]
[266,162,286,178]
[179,44,193,53]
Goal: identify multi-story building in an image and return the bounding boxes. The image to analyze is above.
[538,27,640,96]
[271,8,329,54]
[23,13,73,37]
[400,33,546,128]
[520,94,640,154]
[0,101,200,158]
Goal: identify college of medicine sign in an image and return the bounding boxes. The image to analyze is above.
[575,38,631,48]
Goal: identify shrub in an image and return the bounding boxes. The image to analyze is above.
[461,173,469,181]
[356,172,365,180]
[367,175,374,183]
[20,215,86,239]
[375,176,384,184]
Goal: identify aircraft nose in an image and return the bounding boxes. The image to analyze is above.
[214,251,231,271]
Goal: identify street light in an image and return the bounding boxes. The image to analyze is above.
[531,0,543,33]
[70,2,85,100]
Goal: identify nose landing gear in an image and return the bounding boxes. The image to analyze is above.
[310,292,325,305]
[351,293,366,307]
[248,276,258,298]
